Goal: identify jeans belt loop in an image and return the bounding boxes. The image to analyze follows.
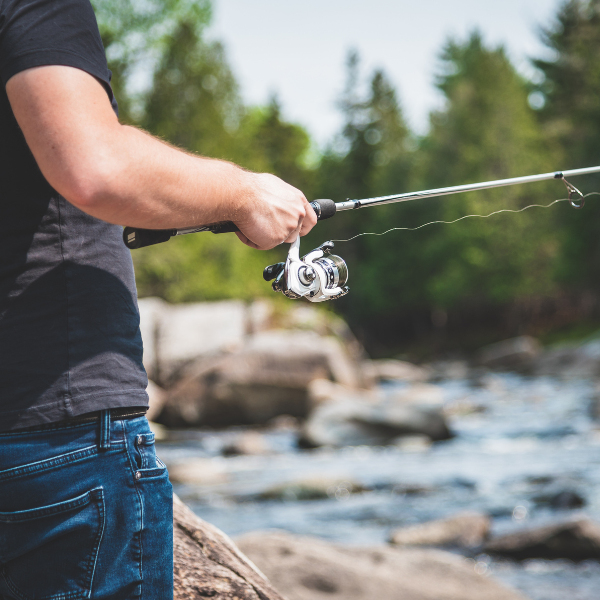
[99,409,111,450]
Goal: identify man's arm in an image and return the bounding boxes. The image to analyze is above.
[6,65,317,250]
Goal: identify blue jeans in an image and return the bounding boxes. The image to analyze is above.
[0,412,173,600]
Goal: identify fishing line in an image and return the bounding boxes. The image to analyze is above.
[331,192,600,244]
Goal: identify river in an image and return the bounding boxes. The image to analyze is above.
[157,369,600,600]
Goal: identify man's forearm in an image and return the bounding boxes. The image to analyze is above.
[83,124,251,229]
[7,65,316,250]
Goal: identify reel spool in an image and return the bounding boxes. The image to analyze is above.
[263,239,349,302]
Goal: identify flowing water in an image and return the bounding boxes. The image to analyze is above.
[156,370,600,600]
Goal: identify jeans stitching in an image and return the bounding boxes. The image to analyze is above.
[0,444,124,482]
[123,420,145,589]
[85,488,106,598]
[0,489,95,523]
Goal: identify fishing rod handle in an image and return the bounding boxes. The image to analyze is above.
[123,199,336,250]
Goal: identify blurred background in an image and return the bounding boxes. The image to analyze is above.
[93,1,600,598]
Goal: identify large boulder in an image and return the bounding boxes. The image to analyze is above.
[138,297,169,381]
[159,330,364,427]
[484,517,600,561]
[236,531,528,600]
[478,336,541,371]
[533,340,600,379]
[362,359,430,385]
[389,512,491,549]
[138,298,248,385]
[301,382,452,447]
[173,495,285,600]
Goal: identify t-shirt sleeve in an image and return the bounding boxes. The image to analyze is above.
[0,0,114,100]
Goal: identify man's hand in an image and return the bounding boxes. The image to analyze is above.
[6,65,317,250]
[234,173,317,250]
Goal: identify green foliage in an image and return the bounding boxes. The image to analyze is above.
[418,32,558,308]
[310,52,414,319]
[109,15,313,303]
[131,232,269,302]
[90,0,600,350]
[534,0,600,287]
[142,21,243,160]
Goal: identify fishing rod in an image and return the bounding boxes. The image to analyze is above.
[123,165,600,302]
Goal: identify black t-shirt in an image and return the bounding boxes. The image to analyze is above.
[0,0,148,430]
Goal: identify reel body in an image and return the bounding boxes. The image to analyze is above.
[263,239,349,302]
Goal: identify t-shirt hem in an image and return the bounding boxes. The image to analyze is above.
[0,48,113,99]
[0,389,149,431]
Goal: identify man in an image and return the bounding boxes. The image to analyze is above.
[0,0,316,598]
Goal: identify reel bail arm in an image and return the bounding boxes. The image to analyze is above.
[265,237,349,302]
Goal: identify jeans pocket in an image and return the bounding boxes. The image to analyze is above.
[133,433,166,479]
[0,487,105,600]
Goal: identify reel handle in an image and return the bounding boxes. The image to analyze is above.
[123,199,336,250]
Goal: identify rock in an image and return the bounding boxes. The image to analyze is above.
[429,360,470,381]
[532,489,586,510]
[138,298,248,384]
[484,517,600,560]
[236,531,528,600]
[393,435,432,451]
[389,512,491,549]
[160,330,364,428]
[532,343,600,379]
[362,359,430,385]
[301,389,452,448]
[156,300,247,383]
[222,431,271,457]
[138,297,169,381]
[173,494,285,600]
[386,383,444,406]
[146,379,167,422]
[478,336,542,370]
[260,478,366,501]
[168,458,229,486]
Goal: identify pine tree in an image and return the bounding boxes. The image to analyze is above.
[417,32,557,309]
[534,0,600,286]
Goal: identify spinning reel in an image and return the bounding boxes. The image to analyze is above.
[263,238,349,302]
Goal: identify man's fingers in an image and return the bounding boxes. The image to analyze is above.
[283,221,303,244]
[300,200,318,236]
[235,231,261,250]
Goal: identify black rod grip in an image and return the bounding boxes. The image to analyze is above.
[123,227,176,250]
[123,199,337,249]
[208,200,336,234]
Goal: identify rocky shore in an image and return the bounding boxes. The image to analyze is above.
[145,299,600,599]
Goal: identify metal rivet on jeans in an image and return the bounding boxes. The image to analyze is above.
[137,435,143,445]
[135,472,141,480]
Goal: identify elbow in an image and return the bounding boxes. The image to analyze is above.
[58,155,128,219]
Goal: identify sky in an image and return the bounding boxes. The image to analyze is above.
[206,0,563,146]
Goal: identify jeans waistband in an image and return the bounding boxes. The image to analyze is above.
[13,408,148,433]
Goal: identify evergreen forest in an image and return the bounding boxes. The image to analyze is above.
[92,0,600,356]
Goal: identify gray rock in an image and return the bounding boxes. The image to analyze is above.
[260,478,366,502]
[168,458,229,486]
[532,489,586,510]
[484,517,600,561]
[159,330,364,427]
[478,336,541,370]
[362,359,430,385]
[138,297,169,381]
[236,531,528,600]
[146,379,167,422]
[138,298,248,385]
[389,512,491,549]
[301,389,452,448]
[222,431,271,457]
